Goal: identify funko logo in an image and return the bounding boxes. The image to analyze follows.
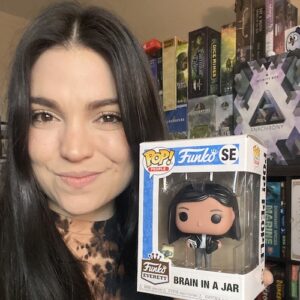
[141,253,169,285]
[178,148,218,164]
[143,148,175,175]
[219,144,239,164]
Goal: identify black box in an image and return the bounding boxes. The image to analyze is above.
[188,26,220,98]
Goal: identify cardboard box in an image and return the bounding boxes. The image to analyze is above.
[165,105,188,140]
[253,0,265,60]
[233,50,300,165]
[236,0,254,63]
[176,42,188,105]
[188,27,220,98]
[188,95,233,139]
[291,179,300,261]
[220,23,236,95]
[274,0,298,55]
[138,135,267,300]
[265,0,275,57]
[149,49,163,104]
[163,37,185,111]
[188,95,216,139]
[285,26,300,52]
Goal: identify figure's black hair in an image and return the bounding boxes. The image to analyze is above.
[0,2,166,299]
[168,182,241,244]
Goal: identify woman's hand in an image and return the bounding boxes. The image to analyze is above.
[263,268,273,286]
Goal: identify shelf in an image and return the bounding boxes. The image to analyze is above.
[267,165,300,177]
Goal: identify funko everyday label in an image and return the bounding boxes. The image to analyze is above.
[138,135,267,300]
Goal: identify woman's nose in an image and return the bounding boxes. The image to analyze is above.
[59,123,93,162]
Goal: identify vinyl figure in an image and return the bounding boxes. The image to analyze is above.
[168,182,241,269]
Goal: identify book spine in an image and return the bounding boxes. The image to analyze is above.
[236,0,254,62]
[253,1,266,60]
[265,0,275,56]
[176,42,188,105]
[280,181,286,258]
[274,0,288,55]
[220,23,236,95]
[188,28,208,98]
[163,37,178,111]
[208,29,220,96]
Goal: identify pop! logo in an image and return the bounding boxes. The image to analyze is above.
[143,148,175,175]
[253,145,261,166]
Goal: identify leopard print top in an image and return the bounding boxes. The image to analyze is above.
[53,212,124,300]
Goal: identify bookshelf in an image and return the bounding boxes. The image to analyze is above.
[267,165,300,299]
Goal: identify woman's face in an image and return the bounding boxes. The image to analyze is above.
[29,45,133,220]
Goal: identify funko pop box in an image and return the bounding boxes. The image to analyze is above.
[138,135,267,300]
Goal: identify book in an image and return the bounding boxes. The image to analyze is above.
[265,181,281,258]
[290,264,300,299]
[236,0,254,62]
[220,22,236,95]
[163,37,181,111]
[176,42,188,105]
[253,0,266,60]
[291,179,300,261]
[188,27,220,98]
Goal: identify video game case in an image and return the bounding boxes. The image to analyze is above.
[220,23,236,95]
[253,0,265,60]
[188,27,220,99]
[265,181,281,258]
[236,0,254,63]
[176,41,188,105]
[163,37,182,111]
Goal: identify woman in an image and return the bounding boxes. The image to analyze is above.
[0,2,272,299]
[0,2,167,299]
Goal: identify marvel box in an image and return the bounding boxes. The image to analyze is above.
[233,50,300,165]
[138,135,267,300]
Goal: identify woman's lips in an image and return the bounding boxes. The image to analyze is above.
[59,172,99,188]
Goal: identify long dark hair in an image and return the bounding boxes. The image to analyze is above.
[168,182,241,244]
[0,2,166,299]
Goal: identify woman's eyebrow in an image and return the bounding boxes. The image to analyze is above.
[30,96,60,110]
[30,97,119,111]
[87,98,118,110]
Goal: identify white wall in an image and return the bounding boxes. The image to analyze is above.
[0,11,27,121]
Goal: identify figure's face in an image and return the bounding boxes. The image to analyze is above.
[29,45,133,220]
[175,197,235,235]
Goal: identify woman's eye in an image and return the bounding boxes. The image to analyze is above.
[211,214,222,224]
[95,112,122,130]
[179,212,188,222]
[31,111,56,124]
[98,113,122,123]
